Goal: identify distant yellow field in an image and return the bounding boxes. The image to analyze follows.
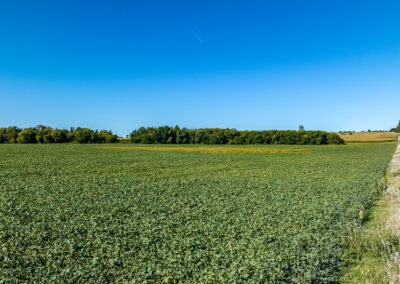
[97,146,307,154]
[338,132,399,143]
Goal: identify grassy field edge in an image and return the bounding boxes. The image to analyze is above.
[341,143,400,283]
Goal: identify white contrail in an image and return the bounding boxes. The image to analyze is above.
[191,30,204,44]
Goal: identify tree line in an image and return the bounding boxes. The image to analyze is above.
[390,120,400,133]
[130,126,345,145]
[0,126,118,144]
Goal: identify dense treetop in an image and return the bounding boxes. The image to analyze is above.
[130,126,345,145]
[0,125,345,145]
[0,126,118,144]
[0,125,346,145]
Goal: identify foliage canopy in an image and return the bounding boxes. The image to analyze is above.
[0,126,118,144]
[130,126,345,145]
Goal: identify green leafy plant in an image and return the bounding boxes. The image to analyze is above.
[0,143,395,282]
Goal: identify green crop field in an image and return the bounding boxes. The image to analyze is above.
[0,143,396,282]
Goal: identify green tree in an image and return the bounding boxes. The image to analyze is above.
[129,126,344,145]
[5,126,20,143]
[17,128,37,143]
[36,125,54,143]
[52,129,68,143]
[105,134,118,143]
[43,133,54,143]
[0,128,7,143]
[298,125,305,131]
[98,130,118,143]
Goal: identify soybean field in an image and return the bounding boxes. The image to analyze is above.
[0,143,396,282]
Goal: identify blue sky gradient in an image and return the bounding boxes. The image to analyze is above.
[1,1,399,136]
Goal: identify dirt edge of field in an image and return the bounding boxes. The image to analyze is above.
[342,142,400,283]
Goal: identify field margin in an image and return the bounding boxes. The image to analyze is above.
[341,142,400,282]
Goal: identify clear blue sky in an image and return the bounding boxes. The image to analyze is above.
[1,1,399,136]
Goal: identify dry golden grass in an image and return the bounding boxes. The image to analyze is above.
[338,132,399,143]
[97,146,307,154]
